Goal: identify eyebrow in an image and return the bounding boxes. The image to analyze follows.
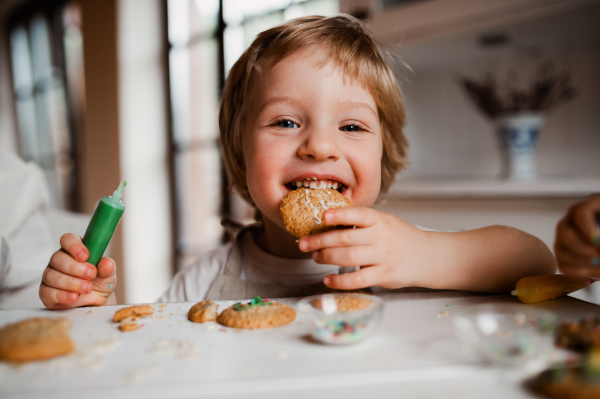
[258,96,300,114]
[258,96,378,119]
[339,100,378,119]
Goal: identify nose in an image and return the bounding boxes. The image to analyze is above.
[297,126,341,162]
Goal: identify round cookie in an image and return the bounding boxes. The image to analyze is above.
[113,304,154,322]
[312,295,372,312]
[533,367,600,399]
[280,188,353,238]
[0,318,74,362]
[188,300,219,323]
[217,297,296,329]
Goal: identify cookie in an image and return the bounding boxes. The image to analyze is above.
[312,295,372,312]
[217,296,296,329]
[113,304,154,322]
[555,316,600,353]
[188,301,218,323]
[533,368,600,399]
[119,320,140,332]
[0,318,74,362]
[280,188,353,238]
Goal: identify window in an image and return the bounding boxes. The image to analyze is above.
[8,0,84,211]
[167,0,339,270]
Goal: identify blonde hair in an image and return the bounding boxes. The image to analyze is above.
[219,15,407,205]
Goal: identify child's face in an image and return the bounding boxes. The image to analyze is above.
[243,46,383,231]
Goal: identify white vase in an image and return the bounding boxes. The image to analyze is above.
[496,112,544,181]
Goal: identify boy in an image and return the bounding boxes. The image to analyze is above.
[39,15,556,308]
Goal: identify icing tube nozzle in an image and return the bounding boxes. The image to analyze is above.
[112,181,127,201]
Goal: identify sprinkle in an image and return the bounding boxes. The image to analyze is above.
[109,283,111,288]
[446,305,451,307]
[219,328,228,333]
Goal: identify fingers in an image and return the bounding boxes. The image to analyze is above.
[569,196,600,245]
[313,245,380,267]
[59,233,89,263]
[97,257,116,279]
[556,223,597,259]
[323,266,381,290]
[49,250,97,280]
[299,227,370,252]
[93,258,117,293]
[322,207,380,228]
[39,283,79,309]
[42,266,94,295]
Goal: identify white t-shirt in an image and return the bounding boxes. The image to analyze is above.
[158,224,437,303]
[158,231,343,303]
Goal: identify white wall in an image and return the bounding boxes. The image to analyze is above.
[118,0,172,303]
[393,10,600,180]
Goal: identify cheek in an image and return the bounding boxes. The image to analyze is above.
[243,135,286,206]
[350,139,382,207]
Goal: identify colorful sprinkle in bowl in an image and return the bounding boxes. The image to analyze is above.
[298,293,383,345]
[453,303,558,367]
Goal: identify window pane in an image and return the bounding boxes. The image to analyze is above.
[168,0,219,46]
[175,148,223,262]
[170,39,219,146]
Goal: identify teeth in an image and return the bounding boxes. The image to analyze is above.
[292,179,344,190]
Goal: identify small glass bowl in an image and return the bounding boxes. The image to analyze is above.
[298,293,384,345]
[453,303,558,367]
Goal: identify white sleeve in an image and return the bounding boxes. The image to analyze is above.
[413,224,440,232]
[156,243,231,303]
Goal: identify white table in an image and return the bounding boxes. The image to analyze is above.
[1,291,599,399]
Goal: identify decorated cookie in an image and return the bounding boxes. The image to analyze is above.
[280,188,353,238]
[113,304,154,322]
[217,296,296,329]
[312,294,372,312]
[0,318,74,362]
[555,316,600,353]
[188,300,219,323]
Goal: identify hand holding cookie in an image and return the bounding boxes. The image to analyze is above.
[39,233,117,309]
[298,207,430,291]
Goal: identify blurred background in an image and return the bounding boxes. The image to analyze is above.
[0,0,598,306]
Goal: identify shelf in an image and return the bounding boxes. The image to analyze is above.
[364,0,599,48]
[384,177,600,200]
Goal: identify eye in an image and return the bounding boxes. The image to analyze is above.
[275,119,299,129]
[340,124,364,132]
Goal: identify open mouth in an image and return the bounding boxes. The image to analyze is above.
[285,178,347,194]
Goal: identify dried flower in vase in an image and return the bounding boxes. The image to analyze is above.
[459,62,577,119]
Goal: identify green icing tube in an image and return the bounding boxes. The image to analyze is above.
[82,181,126,266]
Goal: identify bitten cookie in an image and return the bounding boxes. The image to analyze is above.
[188,301,219,323]
[312,295,372,312]
[280,188,353,238]
[113,304,154,322]
[217,296,296,329]
[0,318,74,362]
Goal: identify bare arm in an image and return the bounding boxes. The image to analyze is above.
[301,208,557,293]
[422,226,557,293]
